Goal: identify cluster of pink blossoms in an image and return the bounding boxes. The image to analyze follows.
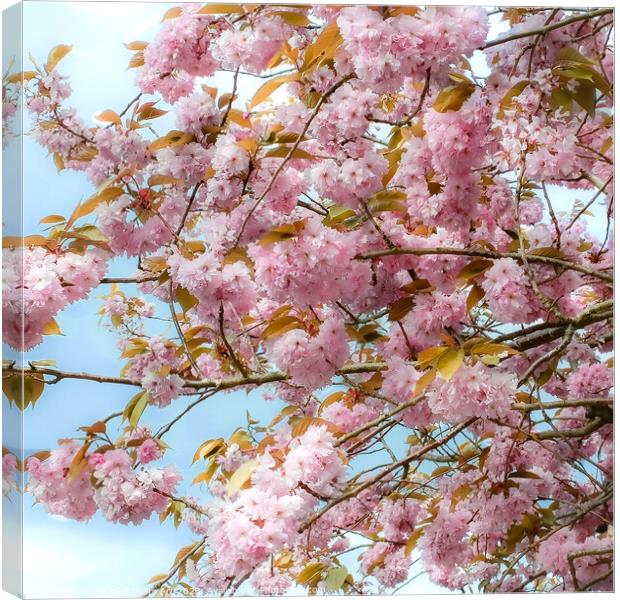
[4,3,614,596]
[267,314,349,390]
[2,247,108,350]
[427,362,517,421]
[123,337,187,407]
[188,425,346,594]
[27,436,178,525]
[2,453,19,498]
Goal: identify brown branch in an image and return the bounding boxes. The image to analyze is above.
[218,304,248,377]
[299,418,476,533]
[483,9,613,50]
[233,74,353,247]
[356,247,613,283]
[168,279,203,377]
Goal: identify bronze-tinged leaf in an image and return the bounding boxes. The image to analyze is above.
[67,441,91,481]
[295,563,325,586]
[138,105,168,121]
[127,52,145,69]
[129,390,150,428]
[147,174,184,187]
[500,80,529,109]
[301,20,342,71]
[149,130,194,152]
[95,110,122,125]
[268,10,311,27]
[457,259,494,283]
[466,284,485,311]
[264,145,315,160]
[227,458,259,496]
[197,4,246,14]
[382,146,405,187]
[436,348,464,381]
[227,109,252,128]
[388,296,415,321]
[368,189,408,213]
[318,391,346,415]
[192,438,226,464]
[2,375,22,408]
[125,41,148,51]
[417,346,448,369]
[79,421,106,435]
[161,6,182,21]
[508,470,542,480]
[6,70,38,84]
[291,416,341,438]
[249,73,300,109]
[192,460,220,485]
[45,44,72,73]
[53,153,65,172]
[400,279,434,294]
[42,318,62,336]
[75,186,124,220]
[469,342,518,356]
[175,286,198,313]
[405,527,424,556]
[414,368,436,395]
[3,235,50,249]
[261,315,303,340]
[259,220,306,246]
[39,214,66,225]
[433,81,475,112]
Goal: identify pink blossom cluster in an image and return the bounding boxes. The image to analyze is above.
[427,362,517,422]
[337,6,488,90]
[123,337,186,407]
[189,426,346,594]
[5,4,614,595]
[2,452,19,497]
[27,440,180,525]
[2,247,108,350]
[249,217,372,306]
[266,314,350,389]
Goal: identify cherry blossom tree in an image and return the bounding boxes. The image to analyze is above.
[2,4,614,595]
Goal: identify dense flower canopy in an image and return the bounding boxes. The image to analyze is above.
[2,3,614,595]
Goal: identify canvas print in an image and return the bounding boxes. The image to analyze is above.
[1,2,614,597]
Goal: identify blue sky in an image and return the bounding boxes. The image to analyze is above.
[2,2,611,598]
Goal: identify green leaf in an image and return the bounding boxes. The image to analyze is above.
[549,87,574,113]
[324,566,348,591]
[569,81,596,118]
[556,47,596,66]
